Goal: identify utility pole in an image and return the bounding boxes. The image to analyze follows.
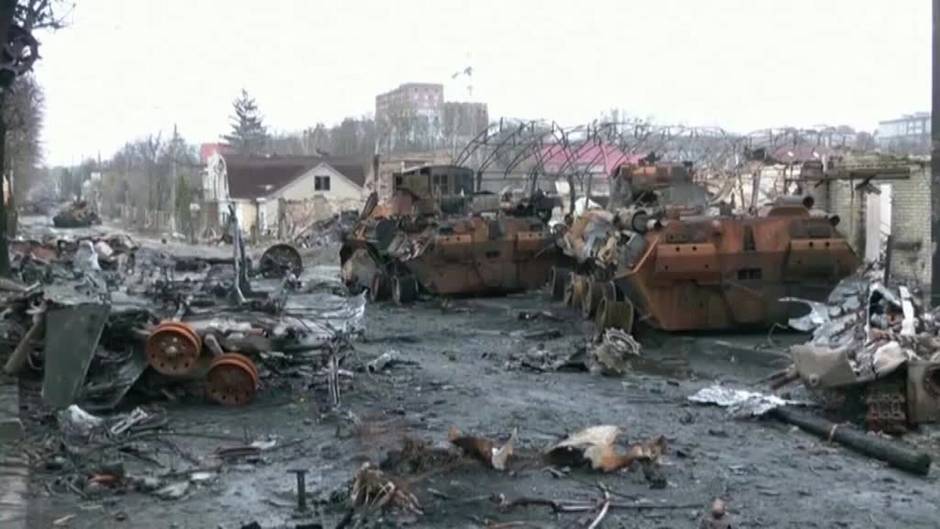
[932,0,940,305]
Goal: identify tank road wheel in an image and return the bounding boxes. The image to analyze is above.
[206,353,259,406]
[563,275,577,307]
[601,281,619,304]
[565,274,586,308]
[146,322,202,376]
[581,280,604,319]
[369,273,390,303]
[392,275,418,305]
[595,297,635,333]
[549,267,570,301]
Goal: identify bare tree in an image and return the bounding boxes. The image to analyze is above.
[4,72,42,203]
[0,0,69,275]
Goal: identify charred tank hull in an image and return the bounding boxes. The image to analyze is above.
[559,203,859,332]
[341,215,560,300]
[613,214,858,331]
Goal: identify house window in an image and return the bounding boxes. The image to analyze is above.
[315,176,331,191]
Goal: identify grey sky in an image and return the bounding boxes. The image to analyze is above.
[35,0,931,165]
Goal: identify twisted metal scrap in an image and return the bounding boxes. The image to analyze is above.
[603,328,641,356]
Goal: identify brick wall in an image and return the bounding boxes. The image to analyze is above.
[887,167,931,291]
[821,166,931,296]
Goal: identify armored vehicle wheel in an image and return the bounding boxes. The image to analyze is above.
[566,275,588,308]
[601,281,619,303]
[582,280,604,319]
[392,275,418,305]
[206,353,259,406]
[369,273,390,302]
[146,322,202,376]
[595,297,635,333]
[549,267,570,301]
[563,274,578,307]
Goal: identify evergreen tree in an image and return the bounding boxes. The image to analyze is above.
[223,89,268,155]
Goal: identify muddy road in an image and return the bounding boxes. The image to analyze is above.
[18,257,940,528]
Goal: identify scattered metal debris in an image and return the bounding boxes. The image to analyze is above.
[688,384,809,417]
[590,328,641,375]
[780,263,940,431]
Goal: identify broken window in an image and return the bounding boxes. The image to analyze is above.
[315,176,331,191]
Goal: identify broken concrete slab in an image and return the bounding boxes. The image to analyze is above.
[42,303,110,408]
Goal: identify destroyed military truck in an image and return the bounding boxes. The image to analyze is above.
[340,164,561,303]
[552,160,860,333]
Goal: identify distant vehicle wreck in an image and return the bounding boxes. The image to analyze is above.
[52,201,101,228]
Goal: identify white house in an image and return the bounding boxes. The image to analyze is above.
[203,153,367,237]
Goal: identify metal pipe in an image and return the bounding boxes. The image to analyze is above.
[288,469,308,512]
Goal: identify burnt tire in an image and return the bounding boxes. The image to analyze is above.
[549,267,570,301]
[595,298,635,333]
[392,275,418,305]
[369,273,390,302]
[581,280,604,319]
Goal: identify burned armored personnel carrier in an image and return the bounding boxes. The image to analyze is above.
[554,161,860,333]
[341,165,560,303]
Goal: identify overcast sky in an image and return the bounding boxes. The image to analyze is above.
[34,0,932,166]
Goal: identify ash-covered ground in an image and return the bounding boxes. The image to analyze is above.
[16,235,940,529]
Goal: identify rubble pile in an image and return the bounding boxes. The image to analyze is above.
[293,210,358,249]
[2,212,364,412]
[0,213,380,516]
[781,263,940,431]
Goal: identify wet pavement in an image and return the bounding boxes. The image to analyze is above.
[13,250,940,528]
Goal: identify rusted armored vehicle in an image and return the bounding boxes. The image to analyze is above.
[554,161,860,333]
[340,164,560,303]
